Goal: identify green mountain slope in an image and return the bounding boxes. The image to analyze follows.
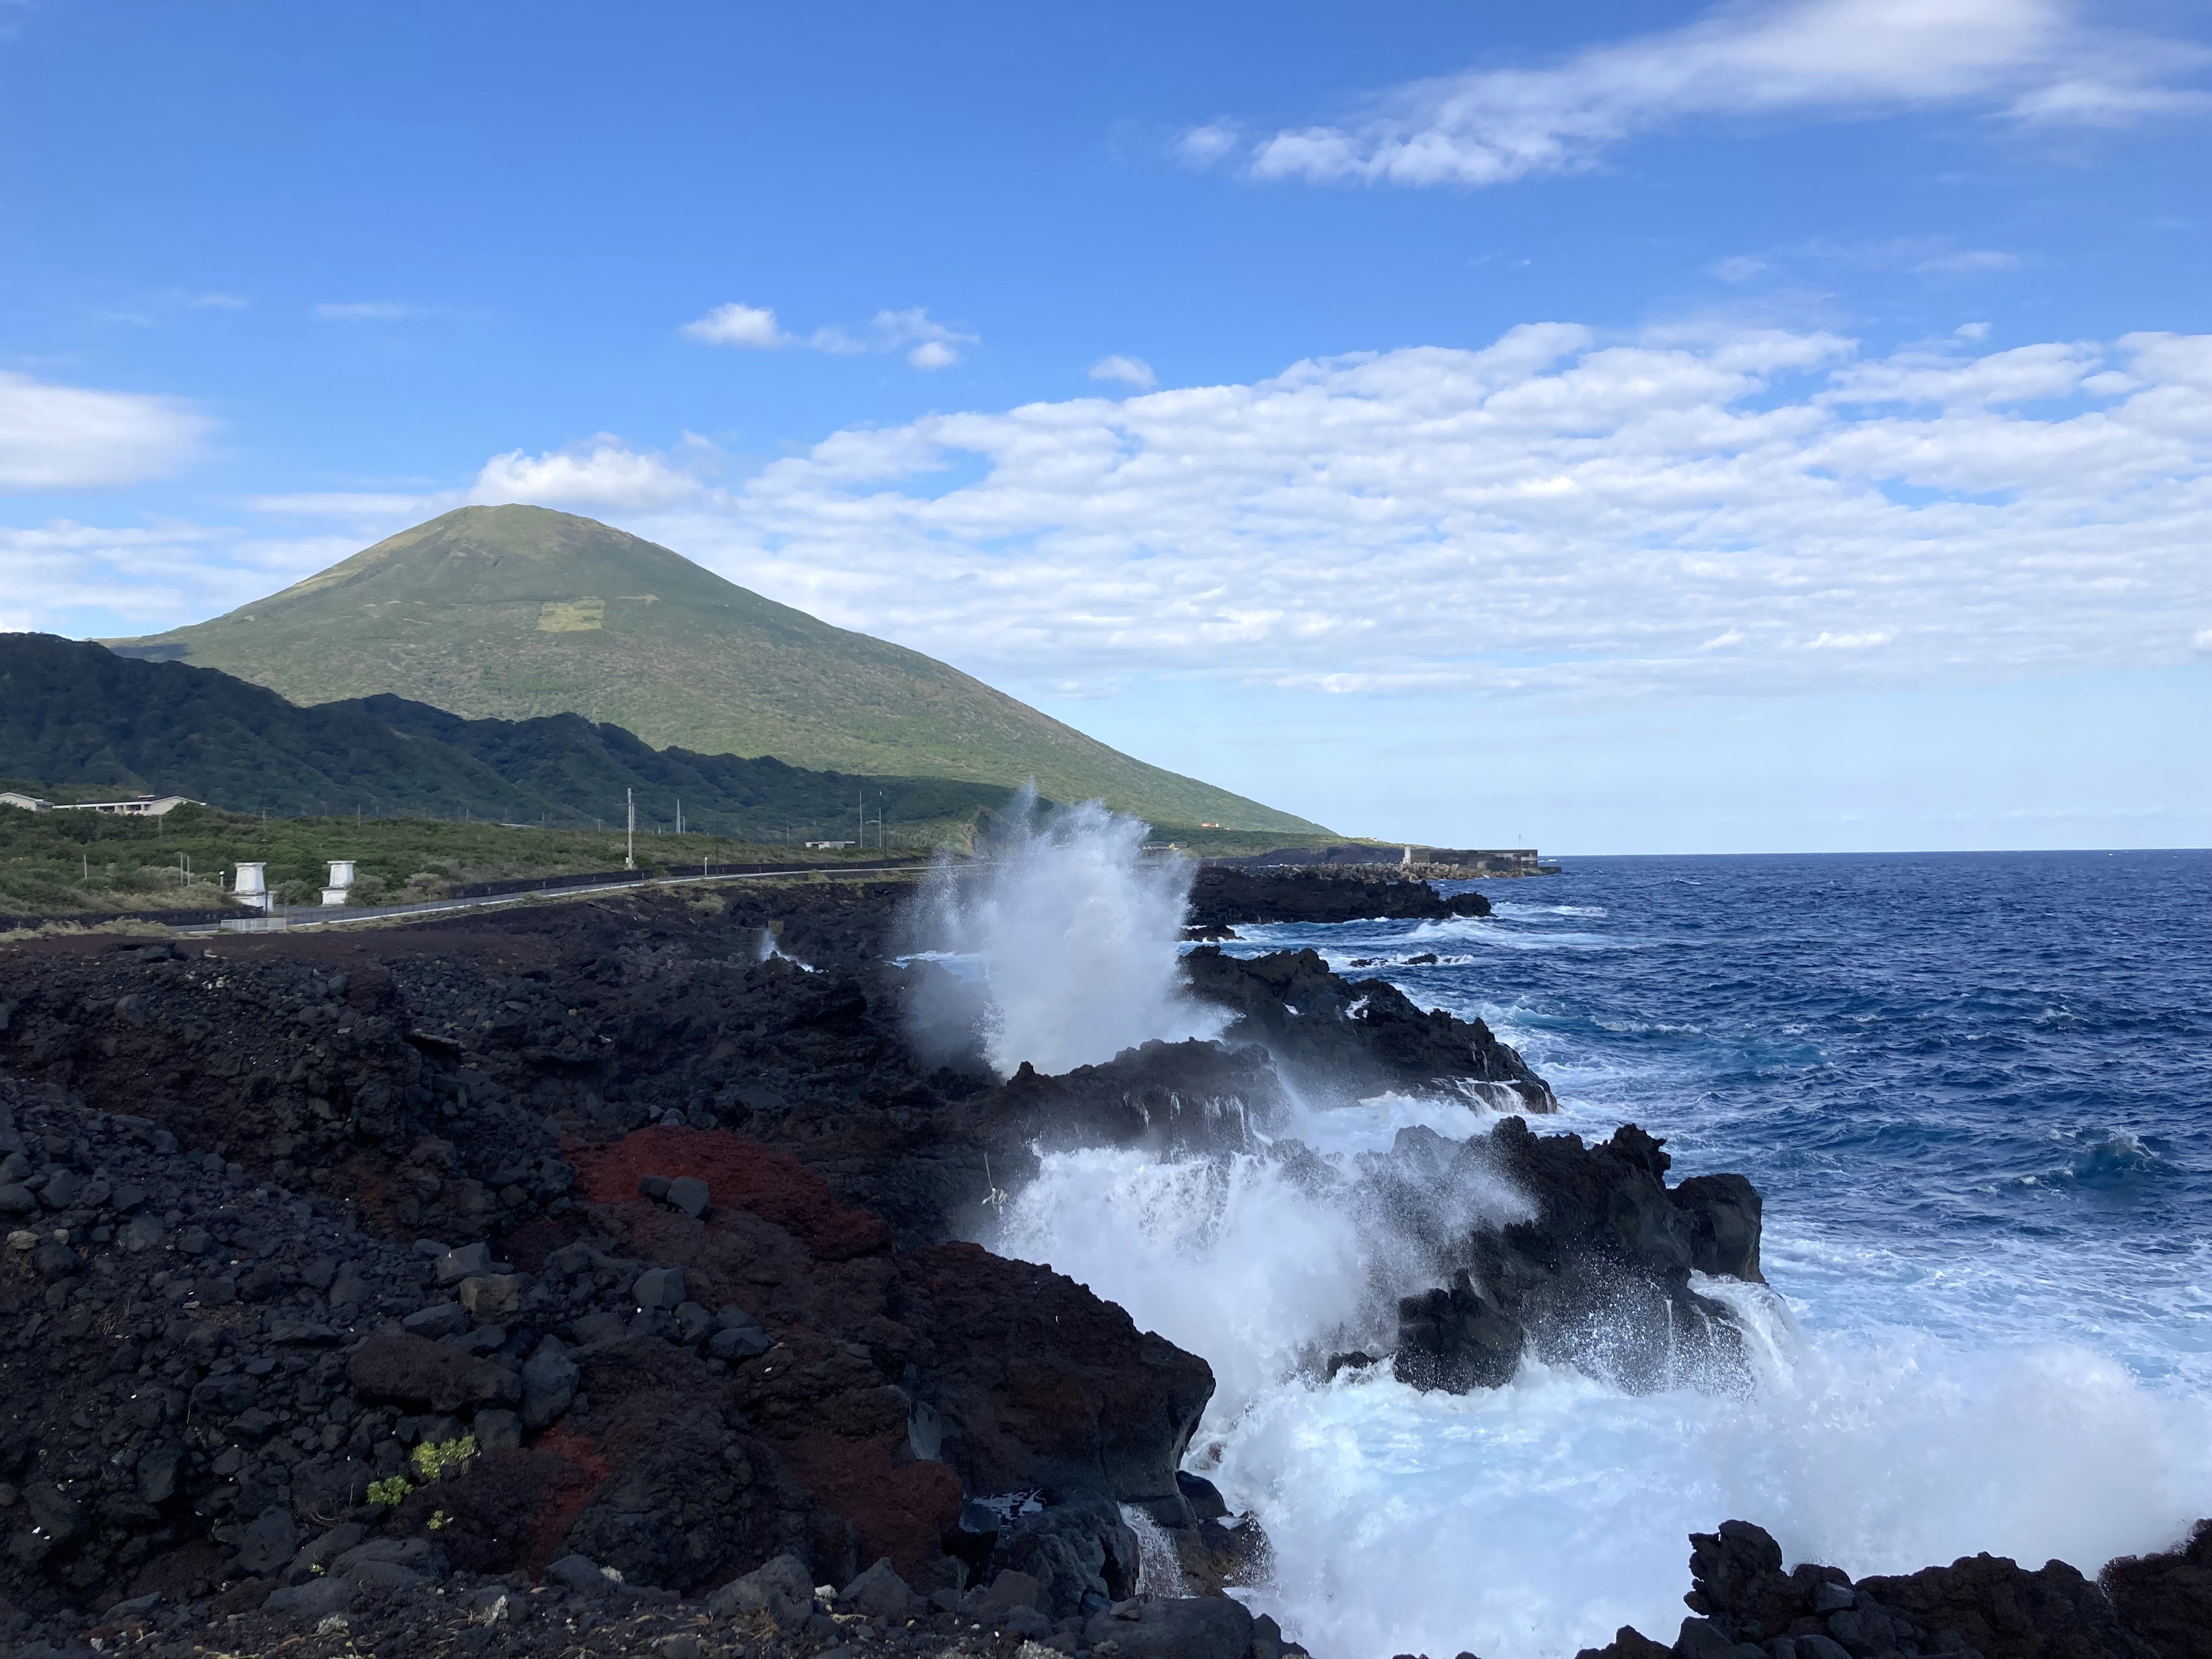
[1,633,1021,841]
[106,504,1324,833]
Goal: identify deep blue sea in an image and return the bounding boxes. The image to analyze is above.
[992,848,2212,1658]
[1426,850,2212,1380]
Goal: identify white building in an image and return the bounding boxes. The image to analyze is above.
[0,793,198,817]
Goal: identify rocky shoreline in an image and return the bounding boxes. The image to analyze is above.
[0,870,2202,1659]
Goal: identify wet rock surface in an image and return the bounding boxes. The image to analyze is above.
[1388,1117,1764,1393]
[1184,868,1492,932]
[1567,1517,2207,1659]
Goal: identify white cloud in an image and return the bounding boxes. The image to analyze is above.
[1175,123,1240,166]
[470,435,714,511]
[1198,0,2210,188]
[680,302,789,348]
[0,371,212,491]
[1912,248,2022,275]
[681,301,977,368]
[1707,236,2025,286]
[1091,354,1159,388]
[465,321,2212,709]
[20,321,2211,716]
[2194,628,2212,654]
[187,292,249,311]
[0,519,349,635]
[244,491,457,521]
[1806,630,1895,650]
[1822,341,2101,407]
[313,301,430,321]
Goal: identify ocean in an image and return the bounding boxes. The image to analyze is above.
[988,850,2212,1659]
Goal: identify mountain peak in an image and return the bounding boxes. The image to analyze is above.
[105,506,1323,833]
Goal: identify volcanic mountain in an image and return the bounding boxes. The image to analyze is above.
[107,504,1322,833]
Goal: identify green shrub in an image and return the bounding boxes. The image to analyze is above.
[411,1434,478,1481]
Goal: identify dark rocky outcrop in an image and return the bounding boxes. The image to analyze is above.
[1567,1517,2204,1659]
[1182,946,1554,1111]
[2102,1521,2212,1659]
[1185,866,1492,930]
[1390,1118,1763,1393]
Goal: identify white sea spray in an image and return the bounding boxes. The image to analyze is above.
[904,789,1226,1077]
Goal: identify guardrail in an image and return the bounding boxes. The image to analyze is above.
[0,906,250,933]
[445,859,935,900]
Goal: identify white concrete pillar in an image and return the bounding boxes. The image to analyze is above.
[321,859,356,907]
[233,862,269,912]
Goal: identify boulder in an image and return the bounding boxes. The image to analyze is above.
[402,1302,469,1339]
[521,1337,580,1429]
[545,1554,617,1594]
[263,1577,359,1619]
[666,1176,709,1217]
[459,1273,523,1319]
[1082,1595,1256,1659]
[837,1556,916,1620]
[988,1492,1138,1617]
[706,1553,815,1629]
[633,1266,686,1309]
[348,1331,518,1413]
[971,1568,1045,1613]
[437,1242,492,1285]
[332,1537,448,1588]
[1393,1119,1763,1394]
[231,1505,298,1576]
[473,1408,523,1451]
[2102,1519,2212,1659]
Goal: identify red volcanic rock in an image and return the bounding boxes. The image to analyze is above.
[569,1130,1213,1555]
[569,1125,890,1261]
[892,1242,1214,1508]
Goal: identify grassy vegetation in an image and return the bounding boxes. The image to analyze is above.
[107,504,1328,834]
[0,798,932,916]
[1143,825,1399,859]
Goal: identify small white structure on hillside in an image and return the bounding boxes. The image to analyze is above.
[0,793,197,816]
[321,860,356,907]
[233,862,270,912]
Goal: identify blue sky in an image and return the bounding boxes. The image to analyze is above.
[4,0,2208,851]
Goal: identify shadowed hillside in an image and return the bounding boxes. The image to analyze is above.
[0,633,1022,842]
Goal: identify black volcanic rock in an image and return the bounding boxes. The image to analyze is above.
[1390,1118,1762,1393]
[1182,946,1555,1110]
[2102,1520,2212,1659]
[1186,866,1492,930]
[1571,1517,2186,1659]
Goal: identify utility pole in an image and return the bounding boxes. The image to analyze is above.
[625,788,635,870]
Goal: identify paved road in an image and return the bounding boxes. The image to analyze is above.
[188,860,938,934]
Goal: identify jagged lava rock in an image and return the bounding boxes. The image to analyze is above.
[1392,1118,1764,1393]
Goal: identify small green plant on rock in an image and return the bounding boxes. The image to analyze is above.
[411,1433,478,1481]
[366,1475,413,1508]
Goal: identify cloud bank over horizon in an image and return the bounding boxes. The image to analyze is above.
[15,321,2209,718]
